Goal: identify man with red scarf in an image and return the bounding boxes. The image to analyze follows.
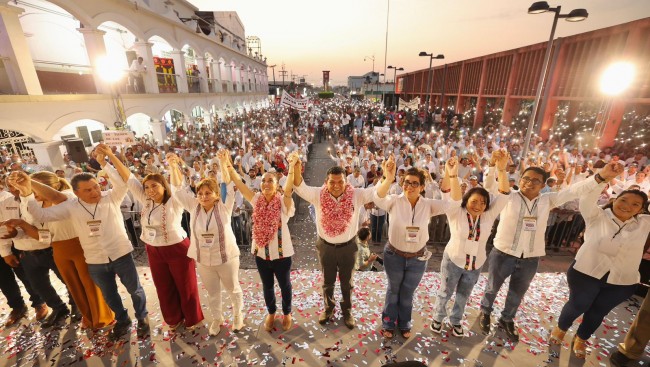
[293,163,375,329]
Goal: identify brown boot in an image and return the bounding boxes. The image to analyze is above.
[264,314,275,332]
[318,310,333,325]
[343,311,355,329]
[4,305,28,327]
[34,304,49,321]
[282,314,293,331]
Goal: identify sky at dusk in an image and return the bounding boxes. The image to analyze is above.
[188,0,650,86]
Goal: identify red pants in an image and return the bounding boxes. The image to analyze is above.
[146,239,204,327]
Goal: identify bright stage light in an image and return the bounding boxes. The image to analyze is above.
[96,55,124,83]
[599,62,635,96]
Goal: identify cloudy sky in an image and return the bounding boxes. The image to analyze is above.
[188,0,650,86]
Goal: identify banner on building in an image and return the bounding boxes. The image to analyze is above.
[103,130,136,146]
[399,97,420,111]
[154,57,178,93]
[280,90,309,111]
[322,70,330,85]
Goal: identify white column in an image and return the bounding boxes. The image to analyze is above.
[170,50,188,93]
[0,2,42,95]
[26,141,65,170]
[226,64,234,92]
[77,27,112,94]
[132,41,158,94]
[150,119,167,146]
[210,61,221,92]
[196,56,208,93]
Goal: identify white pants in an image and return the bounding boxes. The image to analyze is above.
[197,258,243,321]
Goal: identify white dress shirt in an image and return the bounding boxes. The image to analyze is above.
[294,182,374,243]
[373,192,449,253]
[0,195,50,256]
[19,190,79,243]
[250,193,295,260]
[173,183,239,266]
[574,178,649,285]
[347,173,365,188]
[22,164,133,264]
[127,175,187,246]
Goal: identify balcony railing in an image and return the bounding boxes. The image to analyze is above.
[207,78,220,93]
[187,75,201,93]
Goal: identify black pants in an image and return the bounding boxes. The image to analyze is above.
[0,253,42,309]
[19,248,68,311]
[124,218,139,247]
[255,256,292,315]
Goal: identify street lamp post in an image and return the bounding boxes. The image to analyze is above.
[418,52,444,122]
[521,1,588,160]
[388,65,404,108]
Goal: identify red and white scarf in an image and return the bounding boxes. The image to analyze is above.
[252,193,282,248]
[320,184,355,237]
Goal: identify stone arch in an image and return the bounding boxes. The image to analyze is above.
[40,0,94,29]
[145,29,179,50]
[45,111,114,141]
[92,11,145,40]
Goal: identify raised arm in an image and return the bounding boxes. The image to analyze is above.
[167,153,183,188]
[494,151,511,194]
[442,156,462,201]
[376,155,396,198]
[283,152,300,210]
[293,158,304,186]
[9,171,67,204]
[96,143,130,182]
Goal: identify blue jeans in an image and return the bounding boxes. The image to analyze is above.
[370,214,385,243]
[87,253,148,322]
[433,252,481,325]
[256,256,292,315]
[382,245,427,330]
[480,249,539,322]
[558,264,637,340]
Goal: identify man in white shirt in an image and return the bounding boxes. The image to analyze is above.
[478,165,591,341]
[347,168,365,188]
[293,164,374,329]
[11,146,149,341]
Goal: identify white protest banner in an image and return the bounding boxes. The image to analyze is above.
[102,130,136,147]
[373,126,391,137]
[399,97,420,111]
[280,90,309,111]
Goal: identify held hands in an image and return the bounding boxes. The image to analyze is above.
[8,171,32,196]
[165,153,180,166]
[493,150,510,171]
[384,154,396,180]
[445,156,459,176]
[216,149,230,164]
[599,161,624,181]
[287,152,300,168]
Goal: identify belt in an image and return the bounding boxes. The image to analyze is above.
[387,243,425,259]
[319,237,354,248]
[17,247,52,254]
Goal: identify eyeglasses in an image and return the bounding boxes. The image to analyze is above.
[403,180,421,188]
[520,176,543,186]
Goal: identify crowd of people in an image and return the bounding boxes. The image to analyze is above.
[0,97,648,365]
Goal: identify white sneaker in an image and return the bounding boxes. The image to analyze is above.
[209,320,222,336]
[232,314,245,332]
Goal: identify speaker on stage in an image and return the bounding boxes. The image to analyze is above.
[63,139,89,163]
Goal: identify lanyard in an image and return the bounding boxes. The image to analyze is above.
[466,212,480,241]
[148,202,162,225]
[204,205,216,232]
[518,192,538,216]
[611,221,628,239]
[78,200,99,219]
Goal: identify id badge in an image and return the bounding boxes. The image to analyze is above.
[405,226,420,243]
[200,234,215,248]
[417,249,432,261]
[522,217,537,231]
[87,220,102,237]
[144,227,156,242]
[38,229,51,244]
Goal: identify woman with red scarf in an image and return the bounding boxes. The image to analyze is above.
[227,152,298,332]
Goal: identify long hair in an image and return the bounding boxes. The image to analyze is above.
[142,173,171,204]
[32,171,71,191]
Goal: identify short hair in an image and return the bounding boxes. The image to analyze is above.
[404,167,427,185]
[602,189,649,215]
[521,166,548,182]
[461,187,491,210]
[327,166,346,178]
[357,227,370,241]
[70,173,96,191]
[195,177,221,198]
[142,173,172,204]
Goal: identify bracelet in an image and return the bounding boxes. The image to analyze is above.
[448,175,458,178]
[595,173,605,183]
[488,164,496,167]
[441,188,451,193]
[498,169,506,172]
[498,189,511,195]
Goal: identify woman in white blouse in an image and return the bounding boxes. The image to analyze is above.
[430,151,510,337]
[168,150,244,336]
[226,152,298,332]
[102,146,203,331]
[374,155,451,340]
[549,162,649,358]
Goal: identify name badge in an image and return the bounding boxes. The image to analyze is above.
[38,229,51,244]
[144,227,156,242]
[405,226,420,243]
[200,233,215,248]
[522,217,537,231]
[87,220,102,237]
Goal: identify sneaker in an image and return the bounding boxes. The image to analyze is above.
[110,319,131,340]
[430,320,442,334]
[318,310,333,325]
[451,324,464,337]
[4,305,28,327]
[208,320,222,336]
[41,306,69,328]
[232,314,245,332]
[282,314,293,331]
[478,312,491,334]
[34,304,49,321]
[136,318,150,338]
[609,350,632,367]
[264,314,275,332]
[343,312,355,329]
[498,318,519,342]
